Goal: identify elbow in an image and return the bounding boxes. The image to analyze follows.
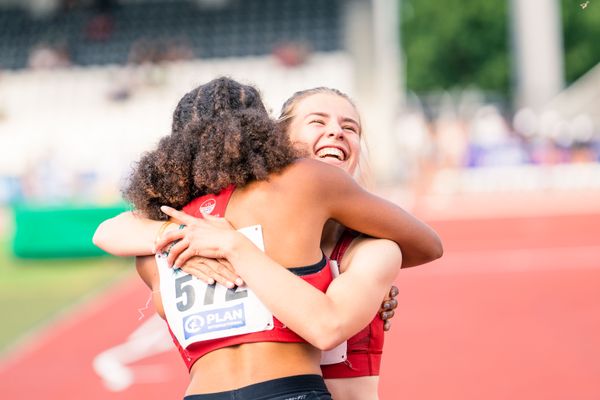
[92,224,107,250]
[310,319,344,351]
[92,221,122,256]
[429,236,444,261]
[317,337,344,352]
[419,230,444,264]
[403,235,444,268]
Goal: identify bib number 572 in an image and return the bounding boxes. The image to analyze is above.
[175,275,248,312]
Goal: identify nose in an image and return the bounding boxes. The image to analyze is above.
[326,122,344,139]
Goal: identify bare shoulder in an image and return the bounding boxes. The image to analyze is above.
[277,158,354,193]
[280,158,339,179]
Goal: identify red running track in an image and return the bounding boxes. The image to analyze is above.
[379,213,600,400]
[1,213,599,400]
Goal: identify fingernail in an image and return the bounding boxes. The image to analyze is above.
[207,278,215,285]
[226,281,234,288]
[235,278,244,286]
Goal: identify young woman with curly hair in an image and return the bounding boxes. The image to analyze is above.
[94,78,442,399]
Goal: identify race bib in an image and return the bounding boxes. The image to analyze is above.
[157,225,274,349]
[320,260,348,365]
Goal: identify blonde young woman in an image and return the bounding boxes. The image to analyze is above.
[94,83,442,399]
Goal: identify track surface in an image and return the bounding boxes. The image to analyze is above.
[1,213,599,399]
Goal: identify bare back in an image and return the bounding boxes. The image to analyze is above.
[186,160,336,393]
[225,163,330,268]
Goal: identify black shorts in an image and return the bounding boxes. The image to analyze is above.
[183,374,332,400]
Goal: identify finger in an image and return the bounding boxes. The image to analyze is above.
[180,265,215,285]
[381,310,395,321]
[388,298,398,310]
[203,258,240,288]
[201,213,219,220]
[203,214,233,229]
[389,285,399,298]
[201,213,225,223]
[155,229,185,252]
[218,258,244,286]
[382,300,393,311]
[161,206,198,224]
[383,320,392,332]
[166,238,189,266]
[172,247,196,269]
[186,259,231,288]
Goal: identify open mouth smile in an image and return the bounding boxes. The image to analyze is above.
[315,146,347,161]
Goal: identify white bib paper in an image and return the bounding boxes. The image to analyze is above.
[320,260,348,365]
[157,225,274,349]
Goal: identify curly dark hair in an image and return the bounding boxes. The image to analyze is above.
[123,77,300,220]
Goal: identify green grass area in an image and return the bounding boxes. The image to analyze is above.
[0,240,133,355]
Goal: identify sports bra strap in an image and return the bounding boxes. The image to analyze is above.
[330,229,360,262]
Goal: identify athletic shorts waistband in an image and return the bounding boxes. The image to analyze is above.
[183,374,331,400]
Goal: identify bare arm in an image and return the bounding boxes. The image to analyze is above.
[159,159,441,268]
[229,235,401,350]
[158,208,401,350]
[304,159,443,268]
[93,210,245,286]
[93,211,173,257]
[154,160,441,347]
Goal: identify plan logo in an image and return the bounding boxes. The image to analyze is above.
[199,199,216,215]
[183,304,246,339]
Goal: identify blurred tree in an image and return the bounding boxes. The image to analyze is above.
[561,0,600,83]
[401,0,510,95]
[401,0,600,96]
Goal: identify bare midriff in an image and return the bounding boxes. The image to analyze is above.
[146,277,322,396]
[186,342,322,395]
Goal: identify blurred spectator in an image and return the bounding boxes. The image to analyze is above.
[85,0,116,42]
[272,41,312,67]
[85,14,114,41]
[466,106,529,167]
[128,39,163,65]
[433,100,468,169]
[395,107,434,184]
[28,43,71,69]
[568,114,596,163]
[163,38,195,63]
[128,37,193,67]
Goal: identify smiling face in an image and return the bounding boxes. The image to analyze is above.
[286,92,362,175]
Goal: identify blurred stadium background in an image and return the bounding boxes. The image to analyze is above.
[0,0,598,399]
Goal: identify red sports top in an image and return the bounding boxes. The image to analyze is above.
[166,185,334,371]
[321,229,385,378]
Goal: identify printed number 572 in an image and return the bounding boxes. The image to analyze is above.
[175,275,248,312]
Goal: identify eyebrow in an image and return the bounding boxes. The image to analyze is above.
[305,112,360,127]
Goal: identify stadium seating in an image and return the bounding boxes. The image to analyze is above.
[0,0,342,69]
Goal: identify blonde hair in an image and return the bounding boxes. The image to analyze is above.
[277,87,373,188]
